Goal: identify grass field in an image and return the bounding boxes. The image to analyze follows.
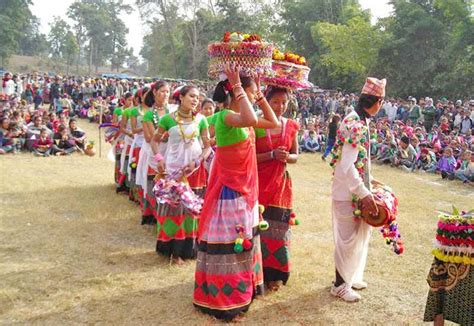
[0,119,473,325]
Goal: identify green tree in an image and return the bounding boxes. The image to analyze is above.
[313,15,384,91]
[0,0,35,65]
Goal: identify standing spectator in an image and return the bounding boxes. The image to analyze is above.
[2,72,16,96]
[423,98,437,132]
[49,76,63,112]
[322,114,340,160]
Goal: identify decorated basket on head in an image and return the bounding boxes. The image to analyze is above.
[208,32,274,80]
[261,48,312,90]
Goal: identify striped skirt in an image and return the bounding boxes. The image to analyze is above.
[260,206,292,285]
[155,187,205,260]
[193,186,264,321]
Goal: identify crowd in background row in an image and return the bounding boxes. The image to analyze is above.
[1,71,473,184]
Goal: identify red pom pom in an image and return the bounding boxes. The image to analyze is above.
[290,212,296,218]
[352,143,357,148]
[242,238,252,250]
[289,218,296,225]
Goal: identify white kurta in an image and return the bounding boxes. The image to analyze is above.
[163,114,204,174]
[331,110,372,287]
[127,113,144,181]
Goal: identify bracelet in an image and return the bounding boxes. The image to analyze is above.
[236,93,246,101]
[154,153,164,162]
[232,82,242,89]
[194,158,201,167]
[256,96,265,103]
[270,150,274,159]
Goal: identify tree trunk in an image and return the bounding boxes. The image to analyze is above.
[89,39,93,75]
[159,0,179,77]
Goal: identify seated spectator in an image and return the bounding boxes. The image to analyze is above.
[392,136,417,170]
[436,147,457,180]
[303,130,320,153]
[69,119,86,150]
[455,150,473,184]
[52,125,77,156]
[414,147,437,173]
[0,117,14,153]
[33,128,53,157]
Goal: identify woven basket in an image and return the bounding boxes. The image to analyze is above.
[208,41,274,80]
[262,60,312,90]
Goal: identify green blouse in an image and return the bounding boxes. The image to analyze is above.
[158,113,209,134]
[213,109,249,147]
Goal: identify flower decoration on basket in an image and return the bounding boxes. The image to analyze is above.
[208,31,274,80]
[432,206,474,265]
[153,167,203,216]
[261,47,312,90]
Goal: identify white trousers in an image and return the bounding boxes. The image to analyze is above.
[332,200,371,286]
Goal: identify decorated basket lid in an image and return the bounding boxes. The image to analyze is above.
[262,48,312,90]
[208,32,274,80]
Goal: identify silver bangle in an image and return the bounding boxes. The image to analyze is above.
[270,151,274,159]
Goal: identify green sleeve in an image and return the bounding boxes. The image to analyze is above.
[207,114,216,126]
[255,128,266,139]
[143,110,154,123]
[130,107,139,117]
[123,108,131,118]
[113,108,122,116]
[158,114,174,131]
[199,116,209,132]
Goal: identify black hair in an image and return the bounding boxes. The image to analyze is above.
[176,85,199,105]
[212,77,254,107]
[265,86,289,101]
[201,98,216,109]
[68,118,77,127]
[124,92,133,99]
[355,94,381,120]
[144,80,169,107]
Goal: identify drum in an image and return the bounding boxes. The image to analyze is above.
[359,186,398,227]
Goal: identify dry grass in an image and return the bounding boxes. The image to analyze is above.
[1,118,473,325]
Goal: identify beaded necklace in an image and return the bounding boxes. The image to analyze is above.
[175,110,198,145]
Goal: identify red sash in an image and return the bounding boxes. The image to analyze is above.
[256,119,298,206]
[198,130,258,240]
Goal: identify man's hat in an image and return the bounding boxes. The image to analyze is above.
[361,77,386,97]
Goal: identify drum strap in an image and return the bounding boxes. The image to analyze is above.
[363,118,371,191]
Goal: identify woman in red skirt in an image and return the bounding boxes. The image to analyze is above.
[255,86,299,291]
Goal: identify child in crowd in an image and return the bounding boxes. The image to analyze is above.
[52,125,77,156]
[455,150,473,183]
[414,147,437,172]
[303,130,320,153]
[437,147,457,179]
[33,128,53,157]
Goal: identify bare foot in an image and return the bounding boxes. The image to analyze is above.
[267,281,281,291]
[172,256,185,265]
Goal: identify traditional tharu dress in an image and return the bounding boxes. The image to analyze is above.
[330,110,372,287]
[194,109,264,321]
[136,107,168,225]
[118,107,134,191]
[255,118,299,285]
[127,106,145,203]
[155,112,208,259]
[423,212,474,325]
[112,107,124,186]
